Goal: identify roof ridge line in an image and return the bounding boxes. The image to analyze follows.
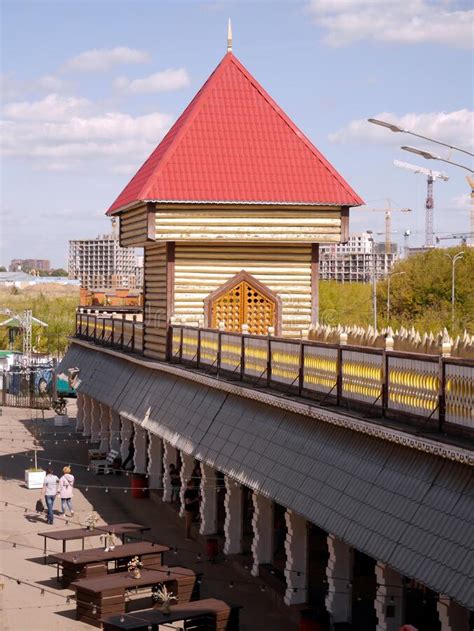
[228,55,363,204]
[139,53,233,203]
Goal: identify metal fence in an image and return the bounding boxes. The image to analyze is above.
[76,312,143,353]
[1,366,54,409]
[74,313,474,433]
[169,326,473,433]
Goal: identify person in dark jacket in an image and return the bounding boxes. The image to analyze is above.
[183,479,199,540]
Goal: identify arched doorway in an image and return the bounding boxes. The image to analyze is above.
[204,271,280,335]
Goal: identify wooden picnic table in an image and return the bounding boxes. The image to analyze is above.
[49,541,169,586]
[71,566,197,628]
[102,598,240,631]
[38,522,150,562]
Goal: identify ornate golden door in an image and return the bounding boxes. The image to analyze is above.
[208,273,277,335]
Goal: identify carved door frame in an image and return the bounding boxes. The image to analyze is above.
[203,270,282,335]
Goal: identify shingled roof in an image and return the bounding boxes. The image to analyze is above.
[107,52,363,214]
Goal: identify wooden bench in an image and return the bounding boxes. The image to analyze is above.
[102,598,241,631]
[71,566,196,628]
[49,541,169,586]
[90,449,120,475]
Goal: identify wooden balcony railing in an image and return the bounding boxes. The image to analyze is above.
[74,312,474,435]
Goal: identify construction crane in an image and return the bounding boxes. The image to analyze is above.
[436,233,474,245]
[467,176,474,246]
[0,308,47,365]
[368,199,412,254]
[394,160,449,248]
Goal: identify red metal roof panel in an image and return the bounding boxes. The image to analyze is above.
[107,52,363,214]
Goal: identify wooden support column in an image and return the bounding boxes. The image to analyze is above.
[179,451,194,517]
[90,398,101,444]
[133,425,147,474]
[375,562,403,631]
[284,510,308,605]
[75,391,85,432]
[162,442,177,503]
[147,432,163,490]
[98,403,110,453]
[199,463,218,536]
[326,534,353,625]
[251,493,274,576]
[82,393,92,438]
[224,478,243,555]
[119,416,133,463]
[109,410,121,453]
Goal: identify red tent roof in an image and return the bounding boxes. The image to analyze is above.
[107,52,363,214]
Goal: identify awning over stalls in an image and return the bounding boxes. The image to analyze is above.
[59,342,474,610]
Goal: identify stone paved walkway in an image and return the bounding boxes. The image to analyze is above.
[0,403,297,630]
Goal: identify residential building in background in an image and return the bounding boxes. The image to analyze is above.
[9,258,50,273]
[68,232,140,290]
[320,232,398,282]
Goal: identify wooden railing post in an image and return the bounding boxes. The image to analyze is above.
[111,317,115,347]
[131,315,136,353]
[102,318,106,344]
[298,342,305,396]
[240,324,248,381]
[179,327,184,362]
[121,314,125,350]
[265,326,275,388]
[439,358,446,432]
[217,330,222,377]
[86,313,90,339]
[336,346,343,406]
[93,312,98,344]
[197,329,201,368]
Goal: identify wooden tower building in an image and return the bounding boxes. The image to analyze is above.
[107,48,363,360]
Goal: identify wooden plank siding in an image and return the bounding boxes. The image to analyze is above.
[174,243,314,337]
[143,243,173,360]
[119,205,154,247]
[154,207,343,243]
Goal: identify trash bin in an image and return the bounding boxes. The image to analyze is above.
[131,473,149,499]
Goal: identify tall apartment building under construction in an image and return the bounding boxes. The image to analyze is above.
[320,232,398,282]
[68,229,139,290]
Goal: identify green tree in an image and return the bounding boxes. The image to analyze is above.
[0,266,6,272]
[50,268,68,277]
[377,247,474,334]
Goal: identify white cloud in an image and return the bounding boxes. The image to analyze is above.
[3,94,90,121]
[114,68,190,94]
[109,163,140,175]
[307,0,474,48]
[329,110,474,151]
[1,74,71,99]
[1,93,173,167]
[63,47,150,72]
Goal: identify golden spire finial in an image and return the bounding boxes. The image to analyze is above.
[227,18,233,53]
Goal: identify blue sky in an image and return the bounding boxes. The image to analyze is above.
[1,0,473,267]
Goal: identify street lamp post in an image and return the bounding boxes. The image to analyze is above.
[445,252,464,328]
[401,146,474,173]
[367,118,474,157]
[387,271,406,325]
[366,231,377,330]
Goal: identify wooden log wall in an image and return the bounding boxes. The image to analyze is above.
[143,243,173,360]
[154,207,342,243]
[119,205,152,247]
[174,243,314,337]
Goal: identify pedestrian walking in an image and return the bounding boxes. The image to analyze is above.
[122,435,135,470]
[42,467,59,525]
[59,466,75,517]
[184,479,199,540]
[170,464,180,503]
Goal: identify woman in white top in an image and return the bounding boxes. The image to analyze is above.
[42,467,59,525]
[59,466,75,517]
